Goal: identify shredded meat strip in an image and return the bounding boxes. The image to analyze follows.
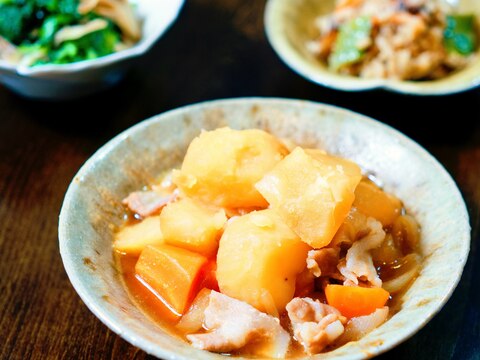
[306,248,340,278]
[187,291,290,358]
[286,297,347,354]
[122,190,175,217]
[338,217,385,287]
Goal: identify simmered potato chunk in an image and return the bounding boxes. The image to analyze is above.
[172,127,289,209]
[256,148,362,248]
[216,209,310,313]
[353,179,402,227]
[160,198,227,258]
[113,216,163,255]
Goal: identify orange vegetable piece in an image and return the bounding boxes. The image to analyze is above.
[199,260,219,292]
[325,284,390,318]
[135,244,208,316]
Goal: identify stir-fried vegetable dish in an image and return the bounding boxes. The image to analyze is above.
[307,0,478,80]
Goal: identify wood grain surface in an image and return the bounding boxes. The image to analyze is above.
[0,1,479,359]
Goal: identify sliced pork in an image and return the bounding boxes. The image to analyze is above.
[306,248,340,278]
[187,291,290,358]
[122,190,174,217]
[338,217,385,287]
[286,297,347,354]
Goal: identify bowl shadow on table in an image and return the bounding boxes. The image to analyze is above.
[352,90,480,148]
[2,70,165,141]
[272,78,480,148]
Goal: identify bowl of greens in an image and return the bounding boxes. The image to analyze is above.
[0,0,184,99]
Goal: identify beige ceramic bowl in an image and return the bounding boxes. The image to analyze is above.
[59,98,470,359]
[264,0,480,95]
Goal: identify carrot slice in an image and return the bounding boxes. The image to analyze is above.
[325,284,390,318]
[199,260,219,292]
[135,244,208,316]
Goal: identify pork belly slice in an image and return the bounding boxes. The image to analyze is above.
[286,297,347,354]
[338,217,385,287]
[187,291,290,358]
[306,248,340,278]
[122,191,174,217]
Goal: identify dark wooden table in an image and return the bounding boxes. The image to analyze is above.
[1,1,479,359]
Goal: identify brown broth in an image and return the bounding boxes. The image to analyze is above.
[115,173,421,357]
[115,252,182,331]
[116,229,421,358]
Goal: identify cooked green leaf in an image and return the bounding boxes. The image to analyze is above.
[329,16,372,71]
[444,15,477,56]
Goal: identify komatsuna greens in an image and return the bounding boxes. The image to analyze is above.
[0,0,138,66]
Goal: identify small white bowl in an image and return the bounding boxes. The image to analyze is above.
[264,0,480,95]
[59,98,470,359]
[0,0,184,100]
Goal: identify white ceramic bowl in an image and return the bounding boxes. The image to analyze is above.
[59,98,470,359]
[0,0,184,100]
[264,0,480,95]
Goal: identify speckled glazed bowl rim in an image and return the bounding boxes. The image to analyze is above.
[264,0,480,95]
[0,0,185,76]
[59,98,470,359]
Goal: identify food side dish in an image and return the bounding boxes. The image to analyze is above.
[307,0,478,80]
[0,0,140,66]
[114,127,421,357]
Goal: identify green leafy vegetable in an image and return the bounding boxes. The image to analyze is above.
[18,43,49,64]
[45,24,120,64]
[33,0,79,15]
[444,15,477,56]
[0,2,34,43]
[329,16,372,71]
[0,0,124,66]
[38,14,74,44]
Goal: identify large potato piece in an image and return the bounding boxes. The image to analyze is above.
[172,128,288,209]
[160,197,227,258]
[256,147,362,248]
[353,179,402,227]
[113,216,163,255]
[216,209,310,313]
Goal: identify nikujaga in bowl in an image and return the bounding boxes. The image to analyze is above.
[115,127,423,357]
[59,98,470,360]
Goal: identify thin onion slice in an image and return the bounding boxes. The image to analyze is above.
[382,264,420,294]
[176,288,211,333]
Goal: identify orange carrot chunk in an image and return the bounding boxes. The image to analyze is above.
[199,260,219,292]
[325,284,390,318]
[135,244,208,316]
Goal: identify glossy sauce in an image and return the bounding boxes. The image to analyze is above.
[115,174,422,356]
[117,246,419,355]
[116,253,182,334]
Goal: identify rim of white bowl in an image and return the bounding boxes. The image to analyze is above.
[264,0,480,96]
[0,0,185,76]
[59,97,470,359]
